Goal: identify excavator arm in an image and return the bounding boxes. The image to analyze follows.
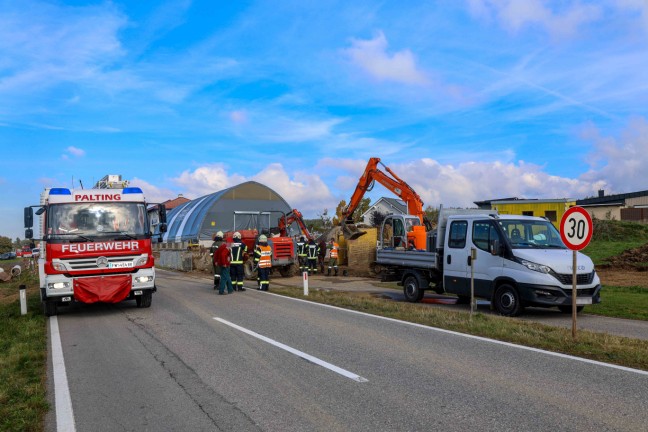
[342,157,432,239]
[278,209,314,240]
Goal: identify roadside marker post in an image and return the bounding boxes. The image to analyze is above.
[19,284,27,315]
[303,271,309,296]
[559,206,593,339]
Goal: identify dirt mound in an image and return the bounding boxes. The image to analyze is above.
[598,243,648,270]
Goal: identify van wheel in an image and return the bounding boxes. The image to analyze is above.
[558,306,584,314]
[403,275,425,303]
[43,300,57,317]
[493,284,523,316]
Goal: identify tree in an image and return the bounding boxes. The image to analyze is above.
[332,197,372,225]
[424,205,439,227]
[332,200,347,226]
[0,236,13,253]
[370,210,387,227]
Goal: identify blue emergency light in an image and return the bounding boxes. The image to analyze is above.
[123,187,143,194]
[49,188,72,195]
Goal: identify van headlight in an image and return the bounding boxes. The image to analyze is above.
[519,259,552,274]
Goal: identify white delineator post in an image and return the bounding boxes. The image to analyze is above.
[19,284,27,315]
[303,271,309,296]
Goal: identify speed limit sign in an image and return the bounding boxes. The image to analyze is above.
[560,206,593,251]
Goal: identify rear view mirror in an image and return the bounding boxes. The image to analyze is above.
[158,205,167,224]
[24,207,33,228]
[25,228,33,239]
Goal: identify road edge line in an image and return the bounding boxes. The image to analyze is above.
[50,316,76,432]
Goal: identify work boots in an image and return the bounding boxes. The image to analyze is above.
[327,268,331,276]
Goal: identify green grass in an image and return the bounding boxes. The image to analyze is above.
[589,285,648,320]
[586,240,646,265]
[0,271,48,432]
[272,286,648,371]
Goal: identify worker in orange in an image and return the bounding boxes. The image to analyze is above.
[230,232,247,292]
[327,238,339,276]
[253,234,272,291]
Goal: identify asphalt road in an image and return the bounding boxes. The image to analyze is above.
[46,269,648,431]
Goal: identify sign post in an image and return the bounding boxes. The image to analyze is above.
[559,206,593,339]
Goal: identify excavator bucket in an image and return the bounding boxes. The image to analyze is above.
[342,219,367,240]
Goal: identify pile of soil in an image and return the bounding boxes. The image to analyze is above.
[598,243,648,271]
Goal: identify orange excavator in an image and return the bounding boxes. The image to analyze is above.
[278,208,314,240]
[341,157,432,240]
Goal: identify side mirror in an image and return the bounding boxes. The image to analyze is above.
[35,207,45,216]
[490,239,500,256]
[159,222,167,233]
[24,207,34,228]
[25,228,34,239]
[158,205,167,224]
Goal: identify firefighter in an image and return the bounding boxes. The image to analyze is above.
[253,234,272,291]
[297,235,307,273]
[306,238,319,275]
[230,232,247,292]
[327,237,339,276]
[209,231,224,289]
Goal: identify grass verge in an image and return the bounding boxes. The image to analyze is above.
[271,286,648,371]
[0,270,48,432]
[589,285,648,320]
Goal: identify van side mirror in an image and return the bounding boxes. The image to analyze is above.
[24,207,33,228]
[490,239,500,256]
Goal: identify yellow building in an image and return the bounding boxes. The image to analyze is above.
[490,199,575,228]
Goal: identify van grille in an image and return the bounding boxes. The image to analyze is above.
[551,270,595,286]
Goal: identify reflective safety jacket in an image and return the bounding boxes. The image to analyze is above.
[230,241,247,265]
[329,242,339,259]
[254,244,272,268]
[307,242,319,259]
[296,241,307,257]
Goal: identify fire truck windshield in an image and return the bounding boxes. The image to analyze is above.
[47,202,148,240]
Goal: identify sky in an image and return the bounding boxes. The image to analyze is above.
[2,0,648,240]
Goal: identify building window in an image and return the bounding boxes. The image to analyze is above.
[522,211,534,216]
[544,210,557,222]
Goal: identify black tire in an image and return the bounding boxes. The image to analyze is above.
[244,260,258,280]
[558,305,584,314]
[278,264,297,277]
[456,295,471,304]
[43,300,57,317]
[403,275,425,303]
[136,292,152,308]
[493,284,524,317]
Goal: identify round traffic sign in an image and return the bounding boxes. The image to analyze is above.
[560,206,593,251]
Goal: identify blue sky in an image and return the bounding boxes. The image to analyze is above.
[2,0,648,240]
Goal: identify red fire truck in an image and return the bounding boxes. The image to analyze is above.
[24,184,167,316]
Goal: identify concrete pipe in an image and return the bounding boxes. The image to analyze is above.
[11,265,22,277]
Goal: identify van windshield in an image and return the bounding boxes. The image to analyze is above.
[498,219,566,249]
[46,203,148,241]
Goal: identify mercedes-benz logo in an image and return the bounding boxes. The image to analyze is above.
[96,256,109,268]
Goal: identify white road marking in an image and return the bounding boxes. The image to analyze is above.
[260,291,648,377]
[214,317,368,383]
[50,316,76,431]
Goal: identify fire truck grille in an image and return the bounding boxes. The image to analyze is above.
[63,255,140,271]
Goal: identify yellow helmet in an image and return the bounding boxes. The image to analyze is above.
[258,234,267,242]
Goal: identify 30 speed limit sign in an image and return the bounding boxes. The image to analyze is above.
[560,206,593,251]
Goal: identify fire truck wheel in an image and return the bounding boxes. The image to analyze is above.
[43,300,57,317]
[136,292,152,308]
[278,264,297,277]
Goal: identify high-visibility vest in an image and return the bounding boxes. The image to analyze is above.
[307,243,318,259]
[230,241,247,264]
[330,242,339,259]
[255,244,272,268]
[297,241,306,257]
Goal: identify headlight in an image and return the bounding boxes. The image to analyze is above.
[48,282,71,289]
[520,259,552,274]
[135,256,148,266]
[52,262,67,271]
[135,276,153,283]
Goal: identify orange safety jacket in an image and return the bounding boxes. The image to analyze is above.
[329,242,339,259]
[254,244,272,268]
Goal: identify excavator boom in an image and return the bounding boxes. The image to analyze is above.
[278,208,314,240]
[342,157,431,239]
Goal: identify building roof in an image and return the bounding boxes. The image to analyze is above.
[163,195,190,210]
[576,190,648,206]
[361,197,407,217]
[473,197,522,208]
[161,181,293,242]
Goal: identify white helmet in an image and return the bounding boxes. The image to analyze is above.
[258,234,267,242]
[216,231,223,238]
[233,231,241,239]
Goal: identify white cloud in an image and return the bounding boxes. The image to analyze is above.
[467,0,602,38]
[129,178,179,204]
[172,164,246,198]
[343,31,429,85]
[66,146,86,157]
[229,110,247,124]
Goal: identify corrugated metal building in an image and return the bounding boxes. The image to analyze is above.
[160,181,298,245]
[490,199,575,228]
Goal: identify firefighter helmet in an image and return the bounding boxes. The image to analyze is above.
[215,231,223,239]
[233,231,241,239]
[259,234,268,243]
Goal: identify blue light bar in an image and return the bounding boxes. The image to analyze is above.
[123,187,143,194]
[49,188,72,195]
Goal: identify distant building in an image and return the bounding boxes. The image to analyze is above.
[577,189,648,222]
[162,194,190,210]
[487,198,576,228]
[361,197,407,226]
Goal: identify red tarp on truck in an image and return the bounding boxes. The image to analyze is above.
[73,275,132,304]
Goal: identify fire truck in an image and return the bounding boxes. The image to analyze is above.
[24,179,167,316]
